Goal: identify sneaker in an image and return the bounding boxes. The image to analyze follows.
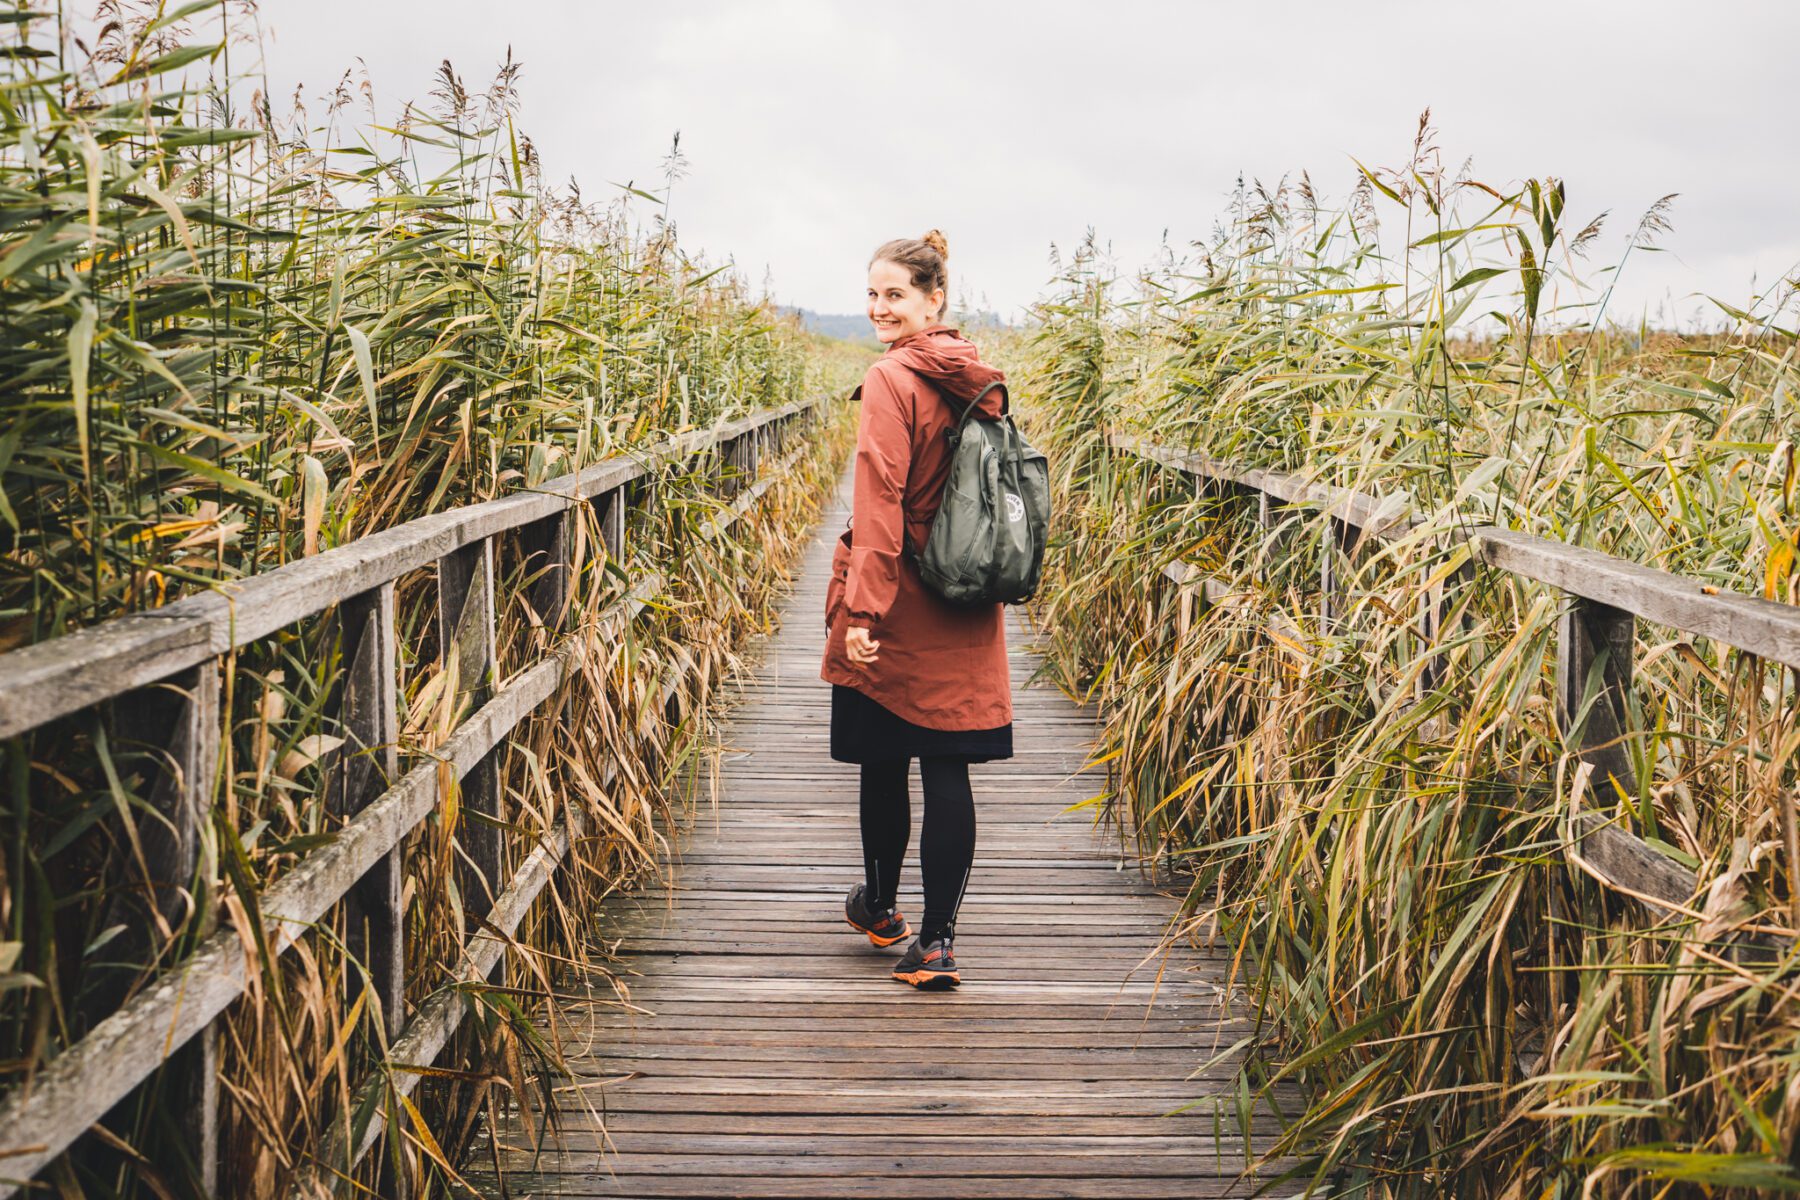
[892,930,960,989]
[844,884,911,948]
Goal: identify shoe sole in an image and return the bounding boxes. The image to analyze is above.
[893,968,961,990]
[845,916,910,948]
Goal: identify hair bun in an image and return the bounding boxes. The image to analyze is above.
[921,228,948,261]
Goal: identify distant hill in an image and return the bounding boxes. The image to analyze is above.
[785,307,1012,345]
[785,309,880,345]
[953,310,1012,334]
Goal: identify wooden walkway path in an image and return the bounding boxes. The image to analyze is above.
[471,470,1282,1198]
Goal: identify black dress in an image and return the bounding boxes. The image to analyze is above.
[830,684,1013,765]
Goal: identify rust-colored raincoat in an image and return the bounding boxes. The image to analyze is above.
[820,325,1012,730]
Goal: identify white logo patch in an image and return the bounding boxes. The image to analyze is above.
[1004,492,1026,524]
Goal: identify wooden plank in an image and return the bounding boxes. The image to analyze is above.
[1568,812,1697,910]
[468,1151,1263,1178]
[480,1132,1268,1156]
[1481,527,1800,669]
[1552,599,1704,927]
[556,1022,1238,1046]
[596,924,1200,941]
[602,944,1201,967]
[599,887,1182,906]
[556,1048,1231,1075]
[492,1091,1247,1120]
[0,611,213,746]
[569,995,1235,1016]
[498,1112,1294,1138]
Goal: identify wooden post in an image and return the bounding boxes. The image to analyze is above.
[1556,598,1687,912]
[106,660,221,1195]
[1556,595,1637,800]
[1418,559,1474,697]
[632,468,659,554]
[594,486,626,564]
[521,510,572,633]
[1554,593,1696,907]
[438,540,501,920]
[1320,518,1348,629]
[1418,574,1445,696]
[330,584,405,1042]
[707,440,727,499]
[1254,490,1275,584]
[1789,667,1800,931]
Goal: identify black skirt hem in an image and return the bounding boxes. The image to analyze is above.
[829,683,1013,764]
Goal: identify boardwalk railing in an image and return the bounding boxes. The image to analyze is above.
[0,396,826,1196]
[1113,432,1800,918]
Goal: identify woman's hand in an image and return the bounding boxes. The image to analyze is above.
[845,626,880,664]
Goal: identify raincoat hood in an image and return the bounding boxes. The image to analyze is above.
[877,325,1007,418]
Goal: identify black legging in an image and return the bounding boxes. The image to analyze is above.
[860,757,975,944]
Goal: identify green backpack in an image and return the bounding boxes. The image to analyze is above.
[913,382,1051,606]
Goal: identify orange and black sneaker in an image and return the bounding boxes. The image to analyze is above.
[892,930,960,990]
[845,884,911,948]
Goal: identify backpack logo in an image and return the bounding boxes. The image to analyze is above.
[1004,492,1025,523]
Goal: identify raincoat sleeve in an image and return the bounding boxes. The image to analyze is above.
[844,364,913,627]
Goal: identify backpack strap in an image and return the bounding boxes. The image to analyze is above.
[946,381,1008,431]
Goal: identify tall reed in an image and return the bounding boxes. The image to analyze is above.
[1014,128,1800,1196]
[0,3,856,1194]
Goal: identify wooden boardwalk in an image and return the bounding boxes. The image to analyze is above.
[471,470,1282,1199]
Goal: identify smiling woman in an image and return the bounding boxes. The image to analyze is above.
[820,230,1015,990]
[866,229,951,339]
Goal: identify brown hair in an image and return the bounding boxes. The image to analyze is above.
[870,229,949,318]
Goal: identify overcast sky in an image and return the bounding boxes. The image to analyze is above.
[250,0,1799,328]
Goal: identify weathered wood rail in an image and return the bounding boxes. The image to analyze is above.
[1114,432,1800,919]
[0,396,825,1196]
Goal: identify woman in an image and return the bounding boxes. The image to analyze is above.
[820,230,1013,991]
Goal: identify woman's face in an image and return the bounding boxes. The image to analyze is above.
[867,259,943,344]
